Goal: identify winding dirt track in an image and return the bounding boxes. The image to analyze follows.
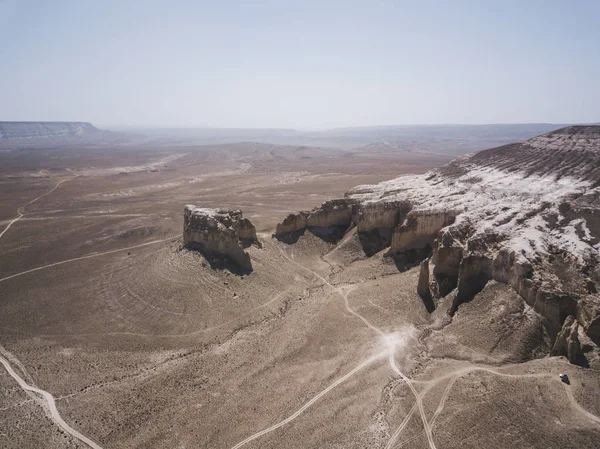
[230,351,387,449]
[2,178,599,448]
[0,178,71,240]
[0,349,103,449]
[0,236,179,284]
[230,242,600,449]
[229,244,435,449]
[0,177,106,449]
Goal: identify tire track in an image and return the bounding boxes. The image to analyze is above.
[0,349,103,449]
[0,176,103,449]
[0,236,179,284]
[249,242,436,449]
[389,365,600,448]
[230,351,387,449]
[0,177,71,240]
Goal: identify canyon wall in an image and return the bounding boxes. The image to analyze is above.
[273,126,600,358]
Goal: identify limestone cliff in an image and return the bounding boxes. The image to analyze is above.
[551,316,583,364]
[388,210,456,254]
[183,205,257,271]
[275,211,310,235]
[274,126,600,354]
[417,258,431,299]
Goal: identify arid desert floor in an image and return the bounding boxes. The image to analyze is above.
[1,142,599,448]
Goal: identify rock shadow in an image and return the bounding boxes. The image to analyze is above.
[274,226,347,245]
[419,292,436,313]
[390,246,432,272]
[449,255,493,316]
[358,228,394,257]
[184,245,253,276]
[273,228,306,244]
[308,226,347,244]
[572,353,591,368]
[240,238,262,249]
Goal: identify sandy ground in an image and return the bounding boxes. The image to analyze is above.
[0,143,599,448]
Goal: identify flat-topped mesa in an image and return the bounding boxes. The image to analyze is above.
[183,205,257,271]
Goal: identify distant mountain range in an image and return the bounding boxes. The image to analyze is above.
[0,121,129,146]
[117,123,579,154]
[3,121,597,156]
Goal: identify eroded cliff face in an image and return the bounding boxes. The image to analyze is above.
[275,211,310,235]
[306,199,355,228]
[183,205,257,271]
[273,126,600,360]
[388,210,456,254]
[551,316,583,364]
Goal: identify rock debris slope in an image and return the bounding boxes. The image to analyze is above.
[183,205,258,271]
[275,126,600,361]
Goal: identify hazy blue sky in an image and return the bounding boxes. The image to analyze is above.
[1,0,598,129]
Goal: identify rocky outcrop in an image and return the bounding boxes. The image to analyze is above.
[356,201,412,255]
[232,218,258,244]
[355,201,411,233]
[183,205,257,271]
[450,254,493,315]
[274,199,355,238]
[433,246,463,297]
[388,210,456,255]
[275,211,310,235]
[418,258,435,313]
[576,296,600,342]
[306,199,355,228]
[418,258,431,299]
[551,315,583,364]
[274,126,600,345]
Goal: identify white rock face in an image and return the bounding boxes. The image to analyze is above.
[183,206,257,271]
[275,126,600,345]
[355,201,410,233]
[275,212,309,235]
[389,210,456,254]
[305,199,355,228]
[349,127,600,340]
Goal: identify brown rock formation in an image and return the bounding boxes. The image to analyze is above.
[576,296,600,342]
[273,126,600,347]
[183,205,256,271]
[551,315,583,364]
[275,211,309,235]
[417,258,435,312]
[433,246,463,297]
[417,258,431,297]
[450,254,493,315]
[388,210,456,255]
[232,217,258,244]
[356,201,412,255]
[355,201,411,233]
[305,199,355,228]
